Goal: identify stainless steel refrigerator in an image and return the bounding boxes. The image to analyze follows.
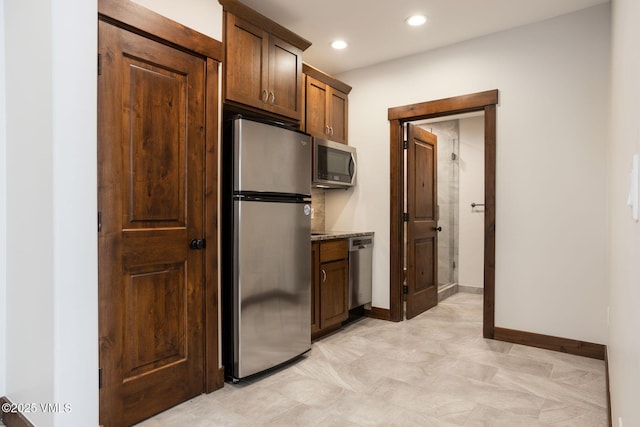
[223,116,312,382]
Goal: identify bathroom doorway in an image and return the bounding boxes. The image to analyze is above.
[388,89,498,337]
[417,114,485,300]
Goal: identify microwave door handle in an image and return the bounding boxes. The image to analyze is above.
[349,153,357,185]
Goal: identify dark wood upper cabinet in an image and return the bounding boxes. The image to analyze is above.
[220,0,311,121]
[303,63,351,144]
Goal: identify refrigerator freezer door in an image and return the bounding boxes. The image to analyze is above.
[233,199,311,379]
[233,118,311,196]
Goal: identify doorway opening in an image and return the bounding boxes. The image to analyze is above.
[416,113,486,301]
[388,90,498,338]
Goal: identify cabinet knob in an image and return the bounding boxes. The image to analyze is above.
[321,269,327,283]
[329,126,334,136]
[434,226,442,232]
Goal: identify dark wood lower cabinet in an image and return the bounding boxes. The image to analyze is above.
[312,239,349,340]
[311,242,320,335]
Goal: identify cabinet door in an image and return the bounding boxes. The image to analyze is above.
[311,242,320,334]
[224,14,269,111]
[319,259,349,329]
[328,88,348,144]
[305,76,328,138]
[268,35,303,120]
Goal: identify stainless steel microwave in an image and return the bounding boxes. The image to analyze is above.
[312,138,357,189]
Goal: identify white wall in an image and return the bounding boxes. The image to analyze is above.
[328,4,610,344]
[132,0,222,40]
[51,0,98,425]
[458,116,484,288]
[4,0,98,425]
[5,1,56,424]
[0,0,7,399]
[608,0,640,425]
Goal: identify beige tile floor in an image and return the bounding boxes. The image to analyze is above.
[136,293,608,426]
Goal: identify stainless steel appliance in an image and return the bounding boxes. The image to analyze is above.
[348,234,374,309]
[223,116,312,381]
[313,137,357,188]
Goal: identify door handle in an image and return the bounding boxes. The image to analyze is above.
[189,239,206,250]
[262,89,269,103]
[269,91,275,105]
[321,269,327,283]
[434,227,442,232]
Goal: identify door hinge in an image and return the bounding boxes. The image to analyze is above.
[403,140,408,149]
[99,368,103,389]
[403,284,409,295]
[98,54,102,76]
[98,211,102,232]
[403,212,409,222]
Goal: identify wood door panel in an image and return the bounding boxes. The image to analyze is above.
[127,61,185,224]
[305,76,328,137]
[269,36,301,118]
[320,259,348,328]
[122,230,188,268]
[125,265,186,376]
[413,238,436,293]
[329,89,348,144]
[99,20,206,427]
[311,242,320,334]
[319,239,348,263]
[225,14,267,108]
[121,366,192,427]
[406,124,438,319]
[414,141,436,220]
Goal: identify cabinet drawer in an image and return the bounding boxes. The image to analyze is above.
[319,239,347,263]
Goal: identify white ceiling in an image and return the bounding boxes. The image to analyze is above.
[239,0,609,75]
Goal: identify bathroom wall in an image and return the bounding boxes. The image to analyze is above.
[458,116,485,289]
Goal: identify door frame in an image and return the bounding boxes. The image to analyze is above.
[388,89,498,338]
[98,0,224,395]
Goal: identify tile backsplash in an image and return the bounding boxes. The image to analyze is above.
[311,188,326,232]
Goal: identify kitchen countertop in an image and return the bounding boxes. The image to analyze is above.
[311,231,374,242]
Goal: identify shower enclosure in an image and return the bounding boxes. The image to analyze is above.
[420,120,459,289]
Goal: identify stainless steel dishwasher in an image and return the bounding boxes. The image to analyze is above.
[348,234,374,309]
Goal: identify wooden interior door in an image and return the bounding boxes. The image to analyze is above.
[406,124,439,319]
[98,21,206,427]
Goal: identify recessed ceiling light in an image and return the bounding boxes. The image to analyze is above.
[406,14,427,27]
[331,40,348,50]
